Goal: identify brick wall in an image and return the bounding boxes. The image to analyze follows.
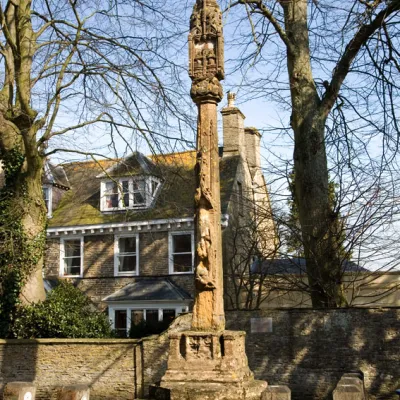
[44,229,195,309]
[84,235,114,277]
[139,231,169,275]
[0,339,141,400]
[44,239,59,277]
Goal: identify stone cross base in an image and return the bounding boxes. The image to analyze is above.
[152,330,268,400]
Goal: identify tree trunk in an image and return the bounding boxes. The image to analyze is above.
[282,0,346,307]
[0,138,47,336]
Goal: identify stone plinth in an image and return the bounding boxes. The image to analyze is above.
[57,385,90,400]
[333,372,366,400]
[153,330,268,400]
[3,382,36,400]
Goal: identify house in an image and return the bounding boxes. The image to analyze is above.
[248,258,400,309]
[44,94,275,335]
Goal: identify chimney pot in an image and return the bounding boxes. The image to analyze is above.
[227,92,236,108]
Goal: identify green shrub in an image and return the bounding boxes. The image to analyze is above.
[11,281,112,338]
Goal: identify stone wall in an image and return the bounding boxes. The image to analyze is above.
[1,309,399,400]
[226,308,400,400]
[0,339,141,400]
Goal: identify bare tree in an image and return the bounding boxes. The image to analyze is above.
[0,0,191,335]
[224,0,400,308]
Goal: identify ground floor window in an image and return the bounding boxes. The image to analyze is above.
[110,305,188,338]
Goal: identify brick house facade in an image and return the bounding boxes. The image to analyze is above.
[43,96,275,334]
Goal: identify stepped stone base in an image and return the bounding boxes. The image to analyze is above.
[152,330,268,400]
[151,381,268,400]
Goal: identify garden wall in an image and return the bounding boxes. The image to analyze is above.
[1,308,399,400]
[227,308,400,400]
[0,339,142,400]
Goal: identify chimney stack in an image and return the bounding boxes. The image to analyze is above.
[221,92,245,157]
[245,127,262,171]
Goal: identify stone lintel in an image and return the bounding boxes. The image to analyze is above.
[262,385,291,400]
[4,382,36,400]
[57,385,90,400]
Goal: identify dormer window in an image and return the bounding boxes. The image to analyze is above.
[101,177,160,211]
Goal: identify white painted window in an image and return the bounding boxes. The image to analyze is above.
[100,177,161,211]
[42,185,52,217]
[169,231,194,274]
[60,237,84,277]
[114,235,139,276]
[109,304,188,337]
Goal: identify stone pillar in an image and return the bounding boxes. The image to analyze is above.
[188,0,225,331]
[333,372,366,400]
[3,382,36,400]
[57,385,90,400]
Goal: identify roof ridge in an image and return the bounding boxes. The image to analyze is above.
[54,150,196,167]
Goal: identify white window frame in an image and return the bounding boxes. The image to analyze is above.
[60,237,84,278]
[168,231,195,275]
[100,177,161,212]
[42,184,53,218]
[114,234,140,276]
[108,303,189,336]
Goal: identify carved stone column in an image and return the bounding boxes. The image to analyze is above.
[189,0,225,332]
[151,2,273,398]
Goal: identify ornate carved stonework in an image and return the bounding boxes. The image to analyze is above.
[150,2,272,398]
[189,0,224,103]
[188,0,225,331]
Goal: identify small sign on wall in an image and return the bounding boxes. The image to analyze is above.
[251,317,273,333]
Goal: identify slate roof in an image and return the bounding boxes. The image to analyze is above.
[251,258,368,275]
[96,152,161,178]
[49,151,239,227]
[103,278,192,302]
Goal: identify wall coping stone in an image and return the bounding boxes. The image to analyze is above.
[0,338,140,345]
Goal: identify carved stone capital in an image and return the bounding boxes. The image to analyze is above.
[191,77,223,104]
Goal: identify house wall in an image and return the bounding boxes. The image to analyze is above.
[240,272,400,309]
[222,157,276,310]
[45,229,194,309]
[1,309,399,400]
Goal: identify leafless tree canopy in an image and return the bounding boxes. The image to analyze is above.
[221,0,400,307]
